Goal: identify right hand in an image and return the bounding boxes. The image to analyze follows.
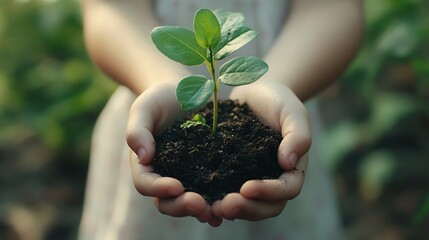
[126,81,223,227]
[212,81,311,221]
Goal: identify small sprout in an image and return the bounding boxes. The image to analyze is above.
[180,114,210,129]
[151,8,268,134]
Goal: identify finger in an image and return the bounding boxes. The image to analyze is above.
[153,192,207,217]
[212,193,286,221]
[231,83,311,171]
[126,95,158,165]
[194,205,223,227]
[212,200,234,221]
[278,153,308,199]
[130,151,184,198]
[126,82,181,165]
[240,179,289,201]
[278,104,311,171]
[208,216,223,227]
[127,127,156,165]
[195,205,212,223]
[240,154,308,201]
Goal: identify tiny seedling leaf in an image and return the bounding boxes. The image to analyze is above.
[180,114,210,129]
[176,75,215,111]
[219,56,269,86]
[194,9,221,48]
[151,26,207,65]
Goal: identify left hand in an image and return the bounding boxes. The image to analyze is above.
[212,81,311,221]
[127,81,222,227]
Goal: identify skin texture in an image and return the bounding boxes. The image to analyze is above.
[82,0,364,227]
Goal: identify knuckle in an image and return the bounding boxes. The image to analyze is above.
[289,186,302,199]
[126,132,137,150]
[267,208,283,219]
[126,128,138,143]
[126,128,144,150]
[134,182,148,196]
[299,135,312,153]
[271,202,287,218]
[157,206,169,215]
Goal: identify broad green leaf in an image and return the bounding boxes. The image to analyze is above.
[212,9,253,59]
[176,75,215,111]
[214,27,258,60]
[219,56,268,86]
[151,26,206,66]
[213,9,245,31]
[194,9,221,48]
[213,9,230,27]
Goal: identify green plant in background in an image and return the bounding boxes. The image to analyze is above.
[0,0,427,238]
[414,192,429,226]
[151,9,268,134]
[0,1,116,239]
[0,0,115,162]
[322,0,429,177]
[320,0,429,233]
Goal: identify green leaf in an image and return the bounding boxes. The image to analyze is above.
[213,9,245,31]
[213,9,256,60]
[180,114,210,129]
[414,192,429,226]
[192,113,207,123]
[151,26,207,66]
[194,9,221,48]
[176,75,215,111]
[219,56,268,86]
[214,27,258,60]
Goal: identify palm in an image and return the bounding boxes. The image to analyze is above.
[127,82,222,226]
[210,81,311,220]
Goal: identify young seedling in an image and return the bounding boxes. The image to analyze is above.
[151,9,268,134]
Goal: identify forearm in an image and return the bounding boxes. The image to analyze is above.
[82,0,189,94]
[262,0,365,101]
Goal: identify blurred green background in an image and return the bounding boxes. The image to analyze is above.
[0,0,428,239]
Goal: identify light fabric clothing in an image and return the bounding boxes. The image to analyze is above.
[78,1,342,239]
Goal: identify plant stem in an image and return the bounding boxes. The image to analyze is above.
[209,49,218,134]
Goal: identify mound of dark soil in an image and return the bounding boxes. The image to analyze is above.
[153,100,283,203]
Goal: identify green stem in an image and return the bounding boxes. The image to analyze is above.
[209,49,218,134]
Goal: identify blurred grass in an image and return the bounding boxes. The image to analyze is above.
[0,0,428,239]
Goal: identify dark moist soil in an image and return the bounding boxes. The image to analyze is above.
[153,100,283,204]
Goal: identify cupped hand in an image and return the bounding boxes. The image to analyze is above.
[212,81,311,221]
[126,81,222,227]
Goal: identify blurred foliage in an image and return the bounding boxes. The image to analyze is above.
[0,1,115,238]
[319,0,429,237]
[0,0,116,164]
[0,0,428,239]
[322,0,429,166]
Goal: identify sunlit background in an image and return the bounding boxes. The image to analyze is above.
[0,0,428,239]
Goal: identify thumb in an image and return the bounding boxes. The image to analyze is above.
[126,94,159,165]
[277,106,312,171]
[126,82,183,165]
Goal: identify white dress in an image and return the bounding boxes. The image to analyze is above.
[78,1,342,239]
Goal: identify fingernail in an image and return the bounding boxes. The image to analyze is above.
[137,148,146,163]
[289,152,298,167]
